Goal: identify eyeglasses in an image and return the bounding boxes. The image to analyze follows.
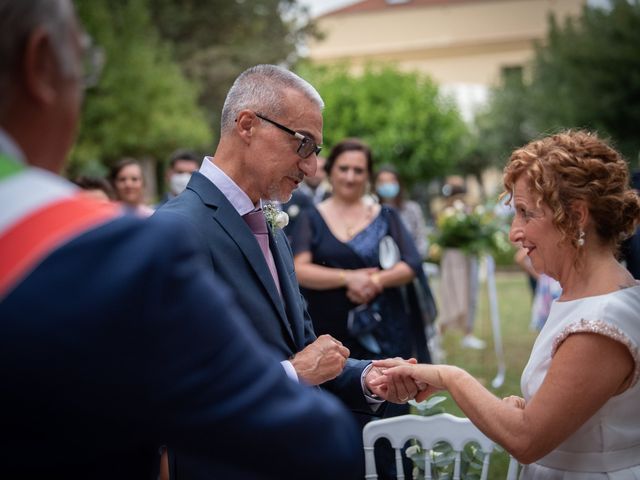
[255,113,322,159]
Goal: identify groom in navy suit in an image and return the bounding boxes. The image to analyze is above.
[156,65,420,477]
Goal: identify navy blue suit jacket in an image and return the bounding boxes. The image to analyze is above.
[156,172,372,409]
[0,211,361,479]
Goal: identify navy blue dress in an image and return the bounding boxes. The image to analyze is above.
[292,205,426,360]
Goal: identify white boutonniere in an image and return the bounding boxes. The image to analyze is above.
[263,203,289,231]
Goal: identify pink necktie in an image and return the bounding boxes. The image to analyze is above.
[243,210,281,295]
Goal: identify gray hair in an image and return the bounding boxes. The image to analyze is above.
[0,0,77,116]
[220,64,324,136]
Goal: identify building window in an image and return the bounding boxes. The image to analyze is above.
[501,65,523,83]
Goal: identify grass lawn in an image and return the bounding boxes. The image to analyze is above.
[421,269,539,478]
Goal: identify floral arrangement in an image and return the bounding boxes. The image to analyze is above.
[405,396,494,479]
[263,203,289,231]
[430,200,511,257]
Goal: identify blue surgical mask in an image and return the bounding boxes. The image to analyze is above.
[376,182,400,199]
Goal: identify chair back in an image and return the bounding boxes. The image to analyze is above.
[362,413,519,480]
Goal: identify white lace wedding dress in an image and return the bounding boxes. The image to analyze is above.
[520,284,640,479]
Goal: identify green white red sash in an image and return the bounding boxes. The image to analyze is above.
[0,154,121,299]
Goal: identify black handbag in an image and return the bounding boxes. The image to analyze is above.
[347,302,383,354]
[347,302,382,336]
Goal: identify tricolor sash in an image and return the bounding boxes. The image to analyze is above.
[0,154,121,299]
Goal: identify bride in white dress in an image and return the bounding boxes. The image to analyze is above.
[371,130,640,478]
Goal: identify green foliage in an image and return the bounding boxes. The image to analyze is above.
[528,0,640,160]
[148,0,318,134]
[424,272,538,478]
[472,68,536,168]
[430,202,511,257]
[70,0,211,175]
[407,397,489,479]
[477,0,640,163]
[406,441,490,480]
[296,63,470,184]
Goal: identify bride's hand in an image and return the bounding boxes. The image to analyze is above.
[502,395,526,409]
[370,360,449,402]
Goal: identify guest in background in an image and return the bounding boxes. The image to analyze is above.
[373,130,640,478]
[73,175,114,202]
[292,138,430,478]
[374,164,429,258]
[156,149,200,208]
[374,164,438,360]
[437,183,486,349]
[109,158,154,216]
[621,169,640,278]
[530,273,562,331]
[292,139,426,361]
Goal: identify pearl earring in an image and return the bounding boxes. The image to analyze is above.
[577,229,585,247]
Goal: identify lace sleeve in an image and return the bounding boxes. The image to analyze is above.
[552,318,640,387]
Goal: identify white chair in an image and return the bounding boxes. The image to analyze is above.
[363,413,519,480]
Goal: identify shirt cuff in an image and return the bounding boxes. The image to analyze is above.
[361,363,384,410]
[281,360,299,382]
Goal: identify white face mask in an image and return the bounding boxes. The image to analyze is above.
[169,172,192,195]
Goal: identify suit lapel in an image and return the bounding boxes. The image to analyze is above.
[189,174,294,343]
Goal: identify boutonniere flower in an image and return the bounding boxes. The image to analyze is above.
[263,203,289,231]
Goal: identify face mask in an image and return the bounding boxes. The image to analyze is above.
[376,182,400,199]
[169,172,192,195]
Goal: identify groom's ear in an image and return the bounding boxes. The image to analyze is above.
[235,110,255,146]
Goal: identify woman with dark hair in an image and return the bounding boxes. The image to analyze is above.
[292,138,428,362]
[373,130,640,478]
[73,175,115,202]
[292,137,430,477]
[109,158,154,216]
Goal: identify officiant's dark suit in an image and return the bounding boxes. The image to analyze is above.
[0,7,361,478]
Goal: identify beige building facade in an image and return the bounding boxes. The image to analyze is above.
[308,0,584,85]
[307,0,584,119]
[305,0,585,202]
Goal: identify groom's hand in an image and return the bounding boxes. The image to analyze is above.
[365,357,422,403]
[291,335,350,385]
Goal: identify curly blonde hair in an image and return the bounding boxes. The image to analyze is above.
[503,130,640,254]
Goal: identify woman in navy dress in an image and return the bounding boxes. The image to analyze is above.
[292,138,431,478]
[292,138,429,362]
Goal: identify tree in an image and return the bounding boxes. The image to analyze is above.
[297,64,469,185]
[70,0,212,177]
[478,0,640,162]
[473,68,537,165]
[529,0,640,160]
[148,0,318,134]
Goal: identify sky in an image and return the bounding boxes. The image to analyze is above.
[297,0,613,17]
[297,0,361,17]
